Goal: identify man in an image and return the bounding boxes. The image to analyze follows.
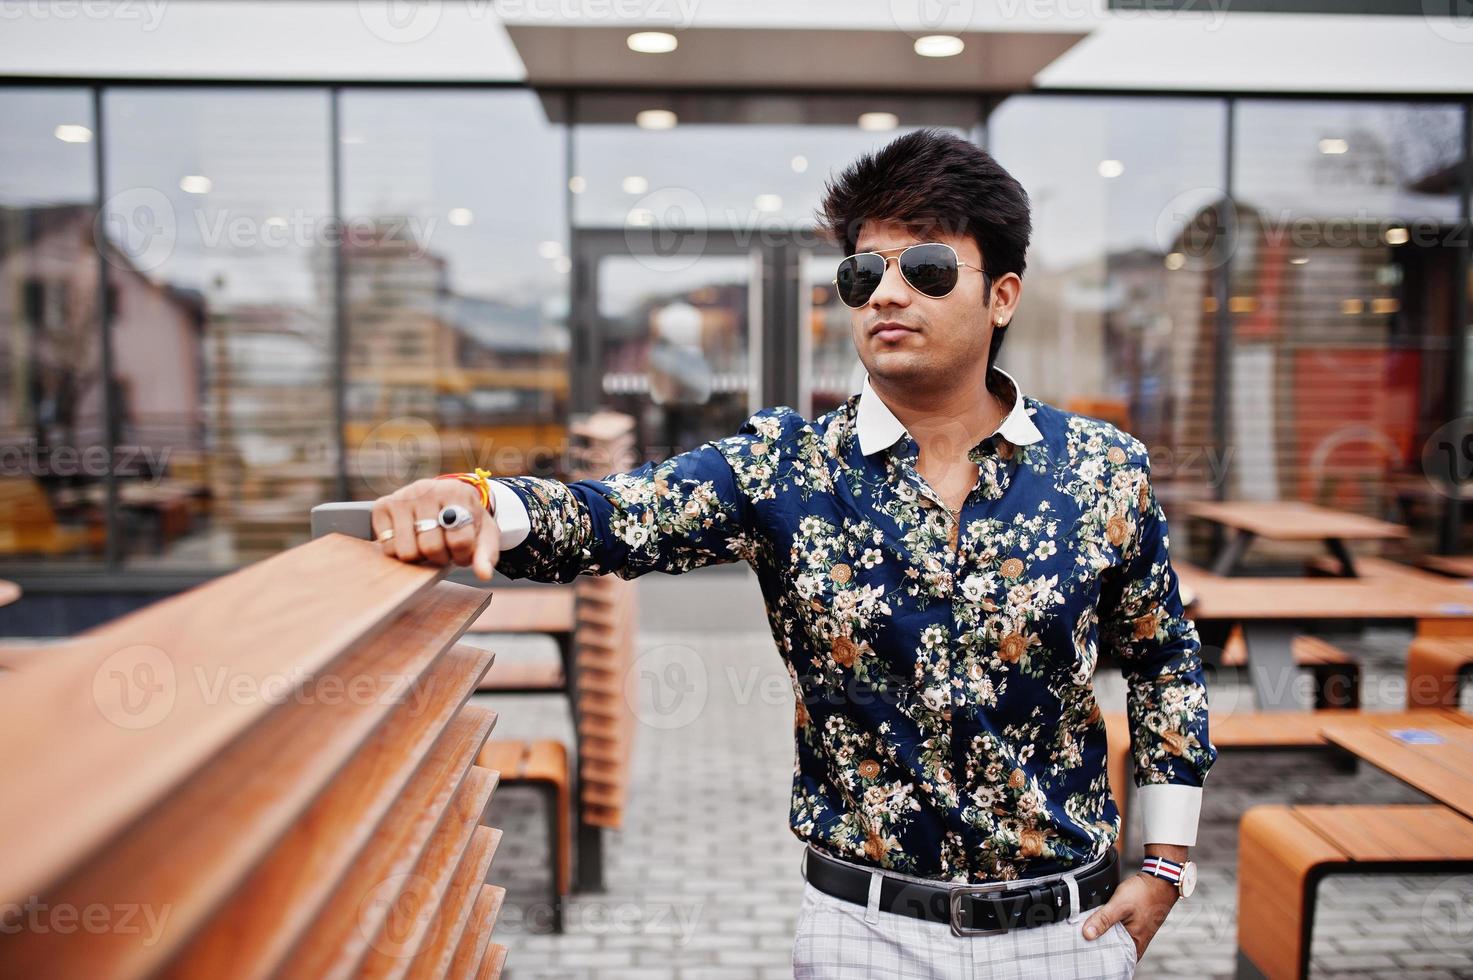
[372,128,1216,978]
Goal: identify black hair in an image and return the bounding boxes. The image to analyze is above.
[816,128,1032,364]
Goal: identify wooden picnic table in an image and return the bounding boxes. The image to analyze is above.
[1181,500,1407,577]
[1318,712,1473,820]
[1418,554,1473,579]
[1177,563,1473,712]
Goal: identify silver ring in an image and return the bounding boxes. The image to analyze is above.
[376,528,395,542]
[439,504,474,531]
[413,518,440,534]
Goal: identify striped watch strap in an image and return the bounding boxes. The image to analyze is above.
[1141,856,1184,884]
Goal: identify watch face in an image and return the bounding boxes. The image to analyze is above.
[1178,861,1197,898]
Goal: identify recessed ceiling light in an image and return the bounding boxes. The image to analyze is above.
[538,240,563,259]
[1319,138,1348,155]
[859,112,899,132]
[448,208,474,226]
[553,256,572,274]
[1385,226,1409,246]
[636,109,677,130]
[791,155,808,173]
[1290,256,1309,265]
[622,176,649,195]
[179,175,212,194]
[914,35,964,58]
[339,135,367,145]
[53,124,92,143]
[1164,252,1185,270]
[627,31,677,54]
[1098,159,1125,178]
[568,176,586,194]
[754,194,783,213]
[626,209,655,227]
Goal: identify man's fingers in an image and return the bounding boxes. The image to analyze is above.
[413,491,450,566]
[1082,902,1122,940]
[387,495,421,562]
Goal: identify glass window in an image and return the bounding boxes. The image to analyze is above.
[102,88,334,568]
[572,93,981,232]
[1231,100,1463,550]
[990,95,1229,507]
[339,90,569,494]
[0,88,106,566]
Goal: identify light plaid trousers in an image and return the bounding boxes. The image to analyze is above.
[792,849,1139,979]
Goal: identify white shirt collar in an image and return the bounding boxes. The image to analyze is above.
[855,365,1044,457]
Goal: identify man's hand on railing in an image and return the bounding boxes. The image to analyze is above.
[371,478,501,581]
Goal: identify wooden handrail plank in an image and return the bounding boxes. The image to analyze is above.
[277,706,496,980]
[161,643,496,980]
[357,767,499,980]
[477,942,509,980]
[0,535,452,906]
[468,587,575,634]
[404,826,502,980]
[0,581,491,978]
[448,885,502,980]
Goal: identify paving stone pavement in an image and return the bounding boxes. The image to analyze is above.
[471,567,1473,979]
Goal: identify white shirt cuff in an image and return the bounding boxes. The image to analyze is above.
[1136,783,1204,847]
[488,480,530,549]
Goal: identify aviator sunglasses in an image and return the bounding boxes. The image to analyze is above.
[832,241,991,309]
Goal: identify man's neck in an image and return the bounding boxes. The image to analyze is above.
[870,367,1006,460]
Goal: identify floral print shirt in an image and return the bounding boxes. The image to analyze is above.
[490,366,1217,884]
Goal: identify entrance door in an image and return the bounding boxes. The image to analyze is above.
[571,229,863,463]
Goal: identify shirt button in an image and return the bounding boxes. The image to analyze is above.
[858,759,881,779]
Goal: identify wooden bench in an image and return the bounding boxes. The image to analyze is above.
[1417,554,1473,579]
[1104,708,1471,854]
[1220,632,1361,710]
[0,533,513,979]
[464,410,642,917]
[1236,803,1473,979]
[476,739,571,933]
[1406,637,1473,710]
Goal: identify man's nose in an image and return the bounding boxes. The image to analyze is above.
[867,257,911,309]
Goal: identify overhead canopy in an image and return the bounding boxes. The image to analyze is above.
[502,24,1090,92]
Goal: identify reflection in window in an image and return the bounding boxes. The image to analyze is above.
[990,96,1228,507]
[0,88,106,563]
[1232,101,1462,547]
[596,253,754,457]
[340,91,569,494]
[572,93,980,232]
[803,248,862,419]
[102,89,334,566]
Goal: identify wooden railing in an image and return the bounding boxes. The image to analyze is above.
[0,533,510,979]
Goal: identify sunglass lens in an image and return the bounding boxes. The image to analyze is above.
[900,244,959,297]
[836,253,886,308]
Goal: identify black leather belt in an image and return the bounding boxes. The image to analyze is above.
[803,845,1120,937]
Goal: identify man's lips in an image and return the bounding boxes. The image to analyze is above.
[870,321,920,342]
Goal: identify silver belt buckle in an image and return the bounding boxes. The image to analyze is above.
[947,879,1014,938]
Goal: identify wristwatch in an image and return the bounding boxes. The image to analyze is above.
[1140,855,1196,898]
